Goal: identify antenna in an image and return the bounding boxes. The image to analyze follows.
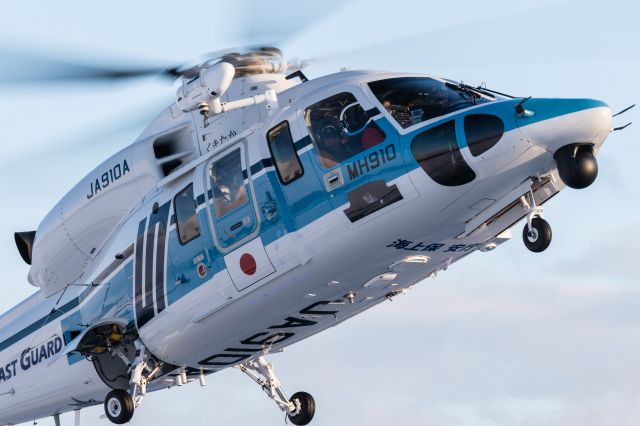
[612,104,635,117]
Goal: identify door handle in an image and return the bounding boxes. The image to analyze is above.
[323,169,344,192]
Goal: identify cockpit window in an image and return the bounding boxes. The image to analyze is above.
[267,121,304,184]
[305,92,386,169]
[368,77,492,129]
[174,183,200,245]
[464,114,504,157]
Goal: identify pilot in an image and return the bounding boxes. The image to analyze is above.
[318,124,348,168]
[381,98,411,128]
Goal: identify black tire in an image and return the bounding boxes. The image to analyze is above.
[104,389,135,424]
[522,217,552,253]
[287,391,316,426]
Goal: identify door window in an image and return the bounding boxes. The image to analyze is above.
[305,92,386,169]
[210,149,249,218]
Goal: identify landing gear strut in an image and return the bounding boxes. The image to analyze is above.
[238,356,316,425]
[520,192,552,252]
[102,340,161,424]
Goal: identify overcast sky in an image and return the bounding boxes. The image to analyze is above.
[1,0,639,425]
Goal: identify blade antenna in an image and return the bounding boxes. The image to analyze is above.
[612,104,635,117]
[613,122,632,132]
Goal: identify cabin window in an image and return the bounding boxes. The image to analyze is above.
[368,77,492,129]
[410,120,476,186]
[209,148,249,217]
[267,121,304,184]
[464,114,505,157]
[174,183,200,244]
[305,92,386,169]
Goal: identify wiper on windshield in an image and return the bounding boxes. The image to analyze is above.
[475,83,516,99]
[444,81,487,103]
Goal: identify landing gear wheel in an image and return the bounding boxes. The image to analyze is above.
[104,389,135,424]
[287,392,316,426]
[523,217,552,253]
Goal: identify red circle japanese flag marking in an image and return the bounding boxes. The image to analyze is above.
[239,253,257,275]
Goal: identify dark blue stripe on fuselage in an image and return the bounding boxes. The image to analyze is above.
[294,135,312,151]
[0,298,79,352]
[366,107,381,118]
[250,158,273,175]
[0,244,135,352]
[134,218,146,327]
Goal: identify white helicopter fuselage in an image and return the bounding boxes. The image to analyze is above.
[0,69,611,425]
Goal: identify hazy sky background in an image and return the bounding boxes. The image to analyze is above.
[1,0,639,425]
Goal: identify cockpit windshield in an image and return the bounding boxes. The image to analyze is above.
[368,77,494,129]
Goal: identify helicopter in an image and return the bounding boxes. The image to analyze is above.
[0,43,634,426]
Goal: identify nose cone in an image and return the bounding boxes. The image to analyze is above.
[516,98,612,153]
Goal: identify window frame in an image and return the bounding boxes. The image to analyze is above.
[267,120,304,185]
[173,183,201,245]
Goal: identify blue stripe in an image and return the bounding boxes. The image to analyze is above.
[515,98,608,127]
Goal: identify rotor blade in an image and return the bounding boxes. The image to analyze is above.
[299,1,635,76]
[0,50,175,85]
[175,0,353,78]
[229,0,352,48]
[301,5,546,69]
[0,0,351,86]
[3,93,173,167]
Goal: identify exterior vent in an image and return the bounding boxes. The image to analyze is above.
[152,127,197,177]
[15,231,36,265]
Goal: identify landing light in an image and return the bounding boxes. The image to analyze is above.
[363,272,397,288]
[404,255,430,264]
[480,243,497,252]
